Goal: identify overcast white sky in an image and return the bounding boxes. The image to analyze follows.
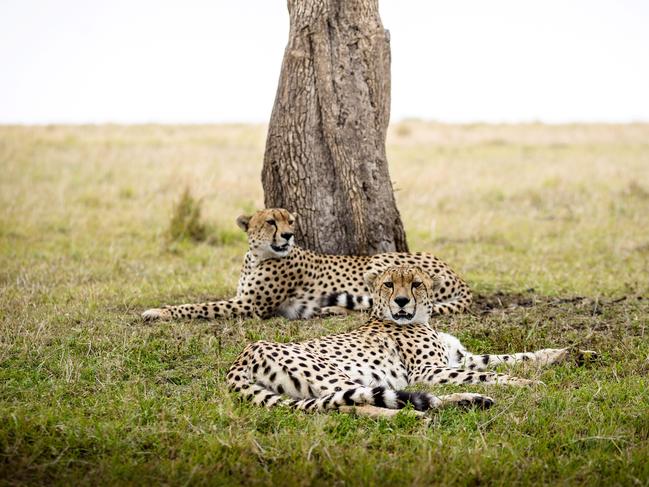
[1,0,648,124]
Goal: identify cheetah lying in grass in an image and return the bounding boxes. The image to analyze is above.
[227,265,597,418]
[143,208,471,322]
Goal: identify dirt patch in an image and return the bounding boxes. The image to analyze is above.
[472,291,645,315]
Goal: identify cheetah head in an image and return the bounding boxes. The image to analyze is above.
[236,208,296,260]
[365,265,442,325]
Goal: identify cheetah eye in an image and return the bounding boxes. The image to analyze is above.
[412,282,422,289]
[288,220,295,225]
[383,282,393,289]
[266,219,276,226]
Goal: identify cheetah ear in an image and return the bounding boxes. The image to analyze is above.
[363,270,381,290]
[236,215,251,232]
[426,274,443,294]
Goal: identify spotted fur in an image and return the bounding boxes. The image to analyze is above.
[142,209,472,321]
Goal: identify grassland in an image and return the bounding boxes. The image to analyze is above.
[1,122,648,486]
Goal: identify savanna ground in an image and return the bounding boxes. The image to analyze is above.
[1,122,649,486]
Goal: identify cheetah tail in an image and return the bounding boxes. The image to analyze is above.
[320,292,372,311]
[294,386,441,412]
[230,381,440,413]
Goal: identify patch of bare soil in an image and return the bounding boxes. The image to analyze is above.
[472,291,645,315]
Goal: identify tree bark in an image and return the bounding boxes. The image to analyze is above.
[262,0,408,255]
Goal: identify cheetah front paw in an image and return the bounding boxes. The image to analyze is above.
[574,349,599,366]
[440,393,495,409]
[142,307,172,321]
[339,404,427,419]
[536,348,572,364]
[537,347,599,366]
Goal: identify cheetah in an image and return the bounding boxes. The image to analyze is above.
[142,208,472,321]
[226,265,597,416]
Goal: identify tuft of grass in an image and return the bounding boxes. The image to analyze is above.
[168,187,207,242]
[394,121,413,137]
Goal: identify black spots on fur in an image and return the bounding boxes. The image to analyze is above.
[303,398,316,410]
[289,374,301,392]
[342,389,356,404]
[482,355,490,365]
[372,387,387,408]
[323,293,339,307]
[396,391,428,411]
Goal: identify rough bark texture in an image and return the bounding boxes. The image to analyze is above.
[262,0,408,255]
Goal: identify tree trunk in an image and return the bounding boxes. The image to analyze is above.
[261,0,408,255]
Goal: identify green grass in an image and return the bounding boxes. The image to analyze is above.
[1,123,649,485]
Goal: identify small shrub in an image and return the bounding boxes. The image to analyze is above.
[394,122,412,137]
[168,187,207,242]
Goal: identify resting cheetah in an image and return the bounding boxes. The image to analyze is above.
[227,265,596,415]
[142,208,471,321]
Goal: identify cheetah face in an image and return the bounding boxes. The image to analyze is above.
[236,208,296,260]
[365,265,440,325]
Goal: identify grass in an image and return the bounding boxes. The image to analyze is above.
[168,187,208,243]
[1,122,649,485]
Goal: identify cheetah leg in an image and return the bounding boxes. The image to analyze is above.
[142,297,257,321]
[439,333,598,371]
[338,404,427,419]
[459,348,599,371]
[318,306,353,317]
[437,393,495,409]
[410,366,541,387]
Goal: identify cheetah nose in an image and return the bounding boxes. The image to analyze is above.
[281,232,294,240]
[394,296,410,308]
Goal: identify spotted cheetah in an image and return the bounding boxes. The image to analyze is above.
[226,265,597,416]
[142,208,471,321]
